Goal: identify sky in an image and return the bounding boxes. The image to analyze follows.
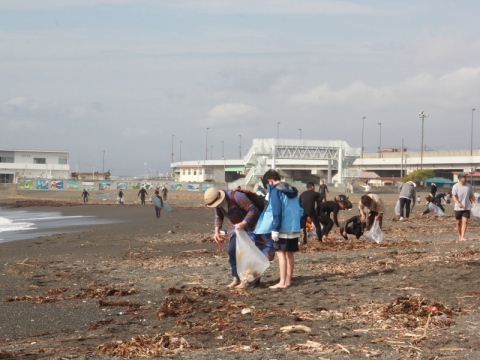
[0,0,479,176]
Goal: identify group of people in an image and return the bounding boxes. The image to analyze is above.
[204,172,385,289]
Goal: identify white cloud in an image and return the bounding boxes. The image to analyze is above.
[204,103,261,126]
[288,67,480,109]
[0,0,374,15]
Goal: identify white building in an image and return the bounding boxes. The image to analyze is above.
[0,149,70,183]
[172,138,360,187]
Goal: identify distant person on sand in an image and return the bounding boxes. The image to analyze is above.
[154,190,163,218]
[398,179,416,221]
[204,187,270,289]
[138,186,148,205]
[81,189,90,203]
[430,182,437,198]
[117,189,124,204]
[359,194,385,231]
[452,173,477,241]
[340,214,365,240]
[299,182,323,243]
[319,180,329,202]
[256,169,302,289]
[161,186,168,201]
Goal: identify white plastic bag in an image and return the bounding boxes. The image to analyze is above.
[428,203,444,216]
[395,200,400,216]
[236,230,270,286]
[471,205,480,218]
[364,220,383,243]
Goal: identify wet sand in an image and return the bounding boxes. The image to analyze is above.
[1,189,480,359]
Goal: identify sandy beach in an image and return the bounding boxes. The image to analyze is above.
[1,188,480,359]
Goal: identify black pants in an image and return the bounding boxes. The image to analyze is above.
[162,194,167,201]
[141,197,146,205]
[399,197,411,218]
[340,225,363,240]
[303,212,323,243]
[319,215,333,237]
[155,207,161,218]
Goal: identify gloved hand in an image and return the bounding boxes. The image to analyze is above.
[271,231,279,242]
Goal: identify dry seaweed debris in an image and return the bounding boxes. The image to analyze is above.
[97,333,190,357]
[5,285,139,303]
[157,295,196,319]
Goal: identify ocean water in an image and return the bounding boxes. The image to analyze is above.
[0,208,115,243]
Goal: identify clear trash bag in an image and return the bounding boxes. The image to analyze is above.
[471,205,480,218]
[364,220,383,243]
[428,203,445,216]
[395,200,400,217]
[236,230,270,286]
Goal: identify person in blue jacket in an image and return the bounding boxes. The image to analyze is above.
[256,170,303,289]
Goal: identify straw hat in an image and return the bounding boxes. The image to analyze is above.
[204,188,225,208]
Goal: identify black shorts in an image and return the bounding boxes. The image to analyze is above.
[274,238,299,252]
[455,210,470,220]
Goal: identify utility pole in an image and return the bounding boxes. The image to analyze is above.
[361,117,366,158]
[419,111,429,170]
[102,150,105,173]
[471,108,476,156]
[239,135,242,159]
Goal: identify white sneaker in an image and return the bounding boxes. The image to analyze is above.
[399,217,404,221]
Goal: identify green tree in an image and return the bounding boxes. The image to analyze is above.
[401,169,434,184]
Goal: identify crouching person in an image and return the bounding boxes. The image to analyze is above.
[255,170,303,289]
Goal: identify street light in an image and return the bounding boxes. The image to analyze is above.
[171,134,175,165]
[239,135,242,159]
[378,122,382,158]
[299,128,302,139]
[144,162,147,180]
[205,128,209,161]
[211,145,213,160]
[419,111,429,169]
[221,141,224,159]
[277,122,280,140]
[179,140,182,162]
[361,117,366,158]
[471,108,476,156]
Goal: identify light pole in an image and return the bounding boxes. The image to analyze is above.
[102,150,105,173]
[179,140,182,162]
[171,134,175,165]
[299,128,302,139]
[471,108,476,156]
[144,162,147,180]
[277,122,280,141]
[239,135,242,159]
[205,128,209,161]
[378,122,382,158]
[211,145,213,160]
[361,117,366,158]
[221,141,224,159]
[419,111,429,169]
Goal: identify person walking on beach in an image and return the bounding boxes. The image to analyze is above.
[204,187,269,289]
[452,173,478,241]
[138,186,148,205]
[161,186,168,201]
[299,182,323,243]
[117,189,124,204]
[154,190,163,218]
[319,180,329,202]
[430,182,437,198]
[398,178,416,220]
[359,194,385,230]
[256,169,302,289]
[81,189,90,203]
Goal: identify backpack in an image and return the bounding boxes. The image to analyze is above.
[230,189,267,212]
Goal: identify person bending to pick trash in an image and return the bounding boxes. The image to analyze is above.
[452,172,478,241]
[204,187,271,289]
[359,194,385,231]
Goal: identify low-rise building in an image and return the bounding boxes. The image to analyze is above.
[0,149,70,183]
